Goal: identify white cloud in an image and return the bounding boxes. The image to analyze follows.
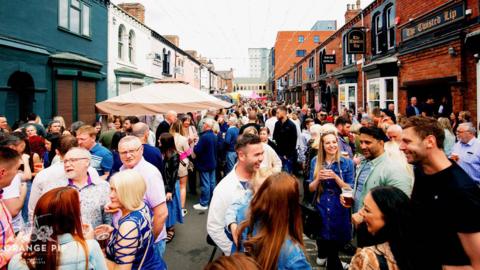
[111,0,372,76]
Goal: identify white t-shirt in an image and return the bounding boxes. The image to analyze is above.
[3,174,24,232]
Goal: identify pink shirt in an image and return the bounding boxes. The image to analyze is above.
[0,199,16,268]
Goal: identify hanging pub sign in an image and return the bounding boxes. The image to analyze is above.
[322,54,336,64]
[346,28,366,54]
[401,2,465,41]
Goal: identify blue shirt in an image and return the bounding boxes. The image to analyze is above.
[452,138,480,183]
[142,144,165,177]
[194,130,218,171]
[90,143,113,176]
[225,126,239,152]
[308,157,354,243]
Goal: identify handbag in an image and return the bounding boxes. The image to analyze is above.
[300,191,322,240]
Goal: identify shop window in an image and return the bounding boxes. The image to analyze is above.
[367,77,398,113]
[118,25,125,60]
[338,83,357,114]
[314,35,320,43]
[163,49,171,75]
[308,57,315,81]
[58,0,90,37]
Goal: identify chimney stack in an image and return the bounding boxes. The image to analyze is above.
[345,2,361,23]
[164,35,180,47]
[118,3,145,24]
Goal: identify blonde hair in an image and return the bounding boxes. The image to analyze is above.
[110,170,146,211]
[243,126,258,135]
[313,132,340,196]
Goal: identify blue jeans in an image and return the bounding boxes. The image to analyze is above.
[225,151,237,175]
[199,170,216,206]
[22,181,32,223]
[154,239,166,258]
[281,156,295,174]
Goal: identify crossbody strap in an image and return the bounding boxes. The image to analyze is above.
[375,252,389,270]
[137,235,151,270]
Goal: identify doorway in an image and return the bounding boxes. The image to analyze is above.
[407,83,452,117]
[6,71,35,125]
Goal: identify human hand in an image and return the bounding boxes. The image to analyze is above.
[352,213,364,226]
[94,224,114,237]
[104,203,121,214]
[166,192,173,201]
[82,223,94,240]
[230,223,239,246]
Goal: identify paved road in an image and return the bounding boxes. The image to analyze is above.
[164,179,351,270]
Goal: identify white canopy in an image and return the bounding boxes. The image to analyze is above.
[96,82,232,116]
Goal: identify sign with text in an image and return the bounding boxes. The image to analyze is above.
[322,54,336,64]
[346,28,366,54]
[401,2,465,41]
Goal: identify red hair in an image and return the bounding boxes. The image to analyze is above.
[237,172,304,269]
[28,135,46,158]
[22,187,88,270]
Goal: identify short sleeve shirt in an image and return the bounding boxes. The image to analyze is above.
[2,174,23,232]
[411,162,480,268]
[90,143,113,176]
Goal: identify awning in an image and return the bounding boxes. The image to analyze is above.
[363,56,398,71]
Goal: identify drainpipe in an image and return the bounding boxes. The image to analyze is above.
[361,11,366,113]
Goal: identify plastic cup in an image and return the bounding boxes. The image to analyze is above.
[341,188,354,208]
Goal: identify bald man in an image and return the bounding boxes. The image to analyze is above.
[155,111,177,147]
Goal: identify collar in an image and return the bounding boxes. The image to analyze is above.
[367,152,387,167]
[232,165,251,190]
[462,138,477,146]
[58,233,74,245]
[68,173,94,189]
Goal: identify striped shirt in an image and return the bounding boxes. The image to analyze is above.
[452,138,480,183]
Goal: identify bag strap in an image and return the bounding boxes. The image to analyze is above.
[375,252,389,270]
[137,233,152,270]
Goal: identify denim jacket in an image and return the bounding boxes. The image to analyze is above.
[8,234,107,270]
[225,191,311,270]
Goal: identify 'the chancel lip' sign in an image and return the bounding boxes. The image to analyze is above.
[346,28,366,54]
[401,2,465,41]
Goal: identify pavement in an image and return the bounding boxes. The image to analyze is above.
[164,177,352,270]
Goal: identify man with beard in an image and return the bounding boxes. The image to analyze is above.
[400,116,480,270]
[123,116,140,133]
[43,147,111,228]
[341,126,413,246]
[207,133,263,255]
[273,105,297,173]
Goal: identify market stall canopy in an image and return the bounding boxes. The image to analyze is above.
[96,82,232,115]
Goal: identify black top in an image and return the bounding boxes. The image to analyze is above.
[411,162,480,269]
[155,120,171,147]
[238,123,261,135]
[163,152,179,194]
[272,119,297,158]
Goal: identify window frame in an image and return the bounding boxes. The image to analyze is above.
[343,35,354,66]
[296,50,306,57]
[338,83,358,114]
[366,77,398,114]
[374,12,383,54]
[58,0,91,38]
[118,25,125,60]
[298,35,305,43]
[385,5,395,50]
[128,30,135,64]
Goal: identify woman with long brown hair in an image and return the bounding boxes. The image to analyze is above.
[236,173,311,270]
[9,187,107,270]
[308,131,354,270]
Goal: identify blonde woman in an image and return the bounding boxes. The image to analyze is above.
[98,170,167,270]
[170,120,192,216]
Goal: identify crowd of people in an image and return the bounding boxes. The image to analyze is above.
[0,95,479,270]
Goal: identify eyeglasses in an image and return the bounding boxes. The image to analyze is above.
[64,158,88,164]
[119,146,141,156]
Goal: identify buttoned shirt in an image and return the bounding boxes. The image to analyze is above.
[28,162,99,222]
[43,173,111,228]
[207,166,250,255]
[452,138,480,183]
[120,158,167,242]
[354,153,413,212]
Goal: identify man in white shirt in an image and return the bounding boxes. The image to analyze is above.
[207,133,264,255]
[264,108,278,140]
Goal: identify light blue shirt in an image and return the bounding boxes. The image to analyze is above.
[452,138,480,183]
[8,234,107,270]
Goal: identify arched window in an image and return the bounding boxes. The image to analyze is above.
[118,25,126,60]
[128,30,135,63]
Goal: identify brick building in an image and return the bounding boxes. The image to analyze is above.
[277,0,480,126]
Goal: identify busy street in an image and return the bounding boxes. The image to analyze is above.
[1,0,480,270]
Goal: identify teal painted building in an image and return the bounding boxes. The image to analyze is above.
[0,0,108,127]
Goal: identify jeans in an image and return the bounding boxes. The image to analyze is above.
[225,151,237,175]
[22,181,32,223]
[281,155,295,174]
[199,170,216,206]
[154,239,166,258]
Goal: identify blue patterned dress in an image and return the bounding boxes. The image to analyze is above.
[106,204,166,270]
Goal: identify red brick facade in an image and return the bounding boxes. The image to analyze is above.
[275,0,480,125]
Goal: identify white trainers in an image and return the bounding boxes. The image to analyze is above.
[316,258,327,266]
[193,204,208,211]
[182,208,188,217]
